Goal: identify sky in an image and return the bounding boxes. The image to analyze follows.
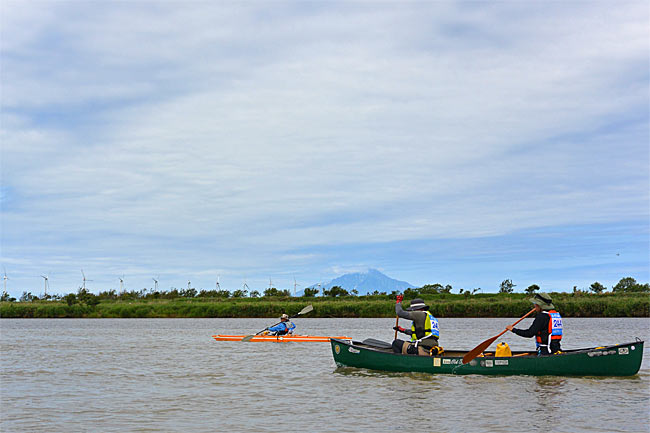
[1,1,648,298]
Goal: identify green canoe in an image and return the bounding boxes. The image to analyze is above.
[330,338,644,376]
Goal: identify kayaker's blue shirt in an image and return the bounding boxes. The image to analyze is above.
[268,321,295,335]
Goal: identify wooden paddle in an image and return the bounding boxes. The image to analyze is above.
[241,305,313,342]
[462,307,537,364]
[394,294,403,340]
[394,316,399,340]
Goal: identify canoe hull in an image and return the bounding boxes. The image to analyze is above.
[213,334,349,342]
[331,339,644,376]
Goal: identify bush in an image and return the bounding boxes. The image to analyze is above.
[499,280,516,294]
[613,277,649,293]
[323,286,349,297]
[302,288,319,297]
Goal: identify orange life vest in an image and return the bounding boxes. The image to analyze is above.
[535,310,563,348]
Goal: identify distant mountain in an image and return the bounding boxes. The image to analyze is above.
[301,269,413,296]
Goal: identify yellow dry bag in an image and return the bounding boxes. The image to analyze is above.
[495,342,512,357]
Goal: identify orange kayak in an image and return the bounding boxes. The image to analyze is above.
[212,334,350,342]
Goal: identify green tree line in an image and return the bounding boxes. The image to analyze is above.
[1,279,648,319]
[2,276,647,305]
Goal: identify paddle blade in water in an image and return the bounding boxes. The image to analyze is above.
[462,335,497,364]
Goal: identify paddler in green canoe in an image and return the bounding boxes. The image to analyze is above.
[392,295,443,356]
[506,292,563,355]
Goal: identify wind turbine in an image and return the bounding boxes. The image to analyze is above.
[41,275,49,295]
[293,277,301,297]
[3,268,8,292]
[242,278,250,291]
[119,275,124,292]
[187,280,191,290]
[216,275,221,290]
[152,276,159,291]
[81,269,92,290]
[269,278,274,289]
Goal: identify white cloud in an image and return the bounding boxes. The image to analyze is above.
[1,1,647,293]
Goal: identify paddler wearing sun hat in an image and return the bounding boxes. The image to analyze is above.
[265,313,296,336]
[506,292,563,355]
[392,296,442,356]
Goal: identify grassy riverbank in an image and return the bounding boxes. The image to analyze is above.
[1,292,648,318]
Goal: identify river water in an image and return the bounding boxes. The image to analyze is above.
[1,317,649,432]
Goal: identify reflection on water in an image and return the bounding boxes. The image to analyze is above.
[334,366,441,383]
[535,376,568,388]
[1,317,649,432]
[531,376,568,429]
[334,366,406,378]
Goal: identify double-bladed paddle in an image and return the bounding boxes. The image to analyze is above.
[462,307,537,364]
[241,305,314,342]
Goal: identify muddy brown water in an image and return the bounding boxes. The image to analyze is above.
[2,317,649,432]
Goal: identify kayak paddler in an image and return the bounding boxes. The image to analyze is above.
[264,313,296,336]
[392,295,442,356]
[506,292,563,355]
